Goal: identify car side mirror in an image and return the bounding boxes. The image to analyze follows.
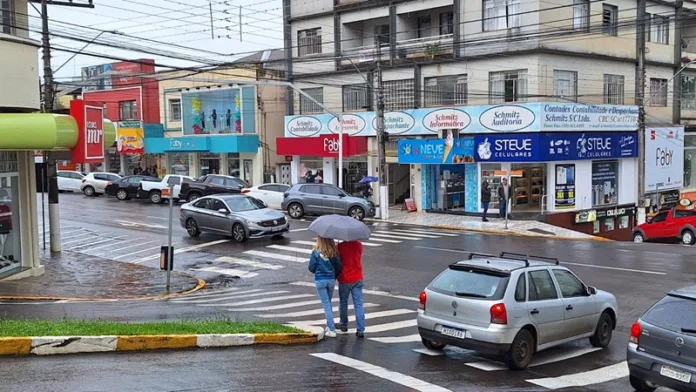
[339,194,346,198]
[218,208,229,214]
[587,286,597,295]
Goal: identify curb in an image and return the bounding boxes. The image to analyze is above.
[430,224,613,241]
[0,277,207,302]
[0,329,323,356]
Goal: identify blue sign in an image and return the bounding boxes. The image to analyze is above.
[540,132,637,161]
[474,134,542,162]
[398,138,475,164]
[144,134,259,154]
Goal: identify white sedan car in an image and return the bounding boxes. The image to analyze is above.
[57,170,85,192]
[81,172,122,196]
[241,183,290,210]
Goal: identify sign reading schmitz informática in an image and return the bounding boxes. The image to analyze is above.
[284,103,639,137]
[70,99,105,164]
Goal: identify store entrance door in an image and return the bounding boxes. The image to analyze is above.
[510,164,546,214]
[200,158,220,175]
[388,164,410,205]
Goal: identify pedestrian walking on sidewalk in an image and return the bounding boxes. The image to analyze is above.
[337,241,366,338]
[308,236,342,338]
[481,180,491,222]
[498,178,511,219]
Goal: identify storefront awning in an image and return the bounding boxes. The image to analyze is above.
[0,113,115,151]
[277,134,368,157]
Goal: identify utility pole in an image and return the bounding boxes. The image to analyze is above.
[636,0,647,224]
[375,61,388,220]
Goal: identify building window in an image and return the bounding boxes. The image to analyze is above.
[603,74,624,104]
[375,24,390,46]
[483,0,520,31]
[417,15,432,38]
[440,12,454,35]
[424,75,468,107]
[489,70,527,103]
[299,87,323,114]
[649,78,668,106]
[682,75,696,110]
[592,160,618,207]
[169,99,182,121]
[119,100,138,120]
[573,0,589,30]
[298,28,321,57]
[1,0,14,35]
[553,70,578,102]
[343,84,369,112]
[602,4,618,36]
[382,79,415,110]
[651,15,669,44]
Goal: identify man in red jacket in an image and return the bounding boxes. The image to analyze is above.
[337,241,365,338]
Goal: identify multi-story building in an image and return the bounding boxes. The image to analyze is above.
[282,0,696,239]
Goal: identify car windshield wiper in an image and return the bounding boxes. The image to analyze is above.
[681,328,696,334]
[455,292,487,298]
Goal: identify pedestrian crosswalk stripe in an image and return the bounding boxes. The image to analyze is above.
[84,239,128,252]
[61,233,97,244]
[202,293,314,307]
[173,290,289,304]
[374,230,439,239]
[193,266,259,279]
[525,361,629,390]
[68,236,127,250]
[171,287,242,300]
[291,309,415,326]
[367,237,402,244]
[361,319,417,333]
[243,250,306,263]
[462,347,602,371]
[266,245,313,254]
[290,282,418,302]
[256,303,380,318]
[225,298,339,311]
[135,239,230,263]
[369,334,421,344]
[392,229,459,237]
[214,257,283,270]
[99,240,157,254]
[171,288,265,302]
[293,240,381,248]
[114,242,182,260]
[370,233,422,241]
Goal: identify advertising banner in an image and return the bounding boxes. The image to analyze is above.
[70,100,105,164]
[644,127,684,192]
[540,132,637,161]
[554,164,576,209]
[81,60,153,91]
[116,122,144,154]
[398,136,475,164]
[592,161,619,206]
[181,88,256,135]
[284,103,639,138]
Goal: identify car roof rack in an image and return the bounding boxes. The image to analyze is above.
[499,252,560,266]
[467,252,495,260]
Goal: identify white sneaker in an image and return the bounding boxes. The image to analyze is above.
[325,330,337,338]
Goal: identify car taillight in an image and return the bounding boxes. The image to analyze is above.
[107,181,113,186]
[490,303,507,325]
[418,291,427,310]
[179,208,184,217]
[241,189,250,194]
[630,322,641,344]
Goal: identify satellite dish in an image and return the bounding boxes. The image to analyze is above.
[679,198,692,207]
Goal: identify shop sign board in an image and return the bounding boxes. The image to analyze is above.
[70,99,105,164]
[574,205,634,224]
[397,137,475,164]
[644,127,684,193]
[284,103,638,138]
[116,121,144,155]
[555,164,576,209]
[540,132,637,161]
[474,134,542,162]
[165,137,210,152]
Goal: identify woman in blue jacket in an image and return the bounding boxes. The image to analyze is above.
[308,236,342,337]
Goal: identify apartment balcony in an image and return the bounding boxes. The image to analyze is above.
[395,34,454,60]
[341,44,391,65]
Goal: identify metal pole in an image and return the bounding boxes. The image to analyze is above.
[41,160,46,251]
[209,1,214,40]
[166,184,174,291]
[338,114,343,188]
[375,63,388,221]
[239,5,243,42]
[505,174,510,230]
[636,0,647,225]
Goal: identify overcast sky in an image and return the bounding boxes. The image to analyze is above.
[27,0,284,81]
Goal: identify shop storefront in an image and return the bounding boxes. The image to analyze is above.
[642,127,686,218]
[144,134,261,185]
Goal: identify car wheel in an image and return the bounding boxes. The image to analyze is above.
[629,375,657,392]
[348,206,365,221]
[421,338,446,351]
[632,233,644,243]
[116,189,129,201]
[682,229,695,245]
[590,312,613,347]
[83,186,95,197]
[185,218,201,237]
[505,329,534,370]
[187,193,200,203]
[149,191,162,204]
[232,223,248,243]
[288,203,304,219]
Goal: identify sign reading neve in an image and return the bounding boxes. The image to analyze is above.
[398,138,475,164]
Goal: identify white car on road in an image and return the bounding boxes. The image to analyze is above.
[138,175,195,204]
[57,170,85,192]
[81,172,122,196]
[241,183,291,209]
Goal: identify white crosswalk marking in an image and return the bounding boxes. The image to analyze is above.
[526,361,629,389]
[256,303,380,318]
[243,250,306,263]
[369,334,421,343]
[171,287,242,300]
[290,282,418,302]
[84,239,128,252]
[174,290,289,304]
[293,240,381,248]
[225,298,338,311]
[367,237,402,244]
[214,257,283,270]
[171,288,262,302]
[266,245,313,254]
[202,293,314,307]
[291,309,415,326]
[68,236,127,250]
[370,233,422,241]
[392,229,459,237]
[463,347,602,371]
[113,243,182,260]
[373,230,439,239]
[193,266,259,279]
[362,319,417,333]
[135,239,229,263]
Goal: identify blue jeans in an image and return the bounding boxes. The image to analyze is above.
[315,279,336,331]
[499,199,507,219]
[339,280,365,333]
[482,203,489,220]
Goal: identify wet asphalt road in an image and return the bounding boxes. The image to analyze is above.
[0,192,695,391]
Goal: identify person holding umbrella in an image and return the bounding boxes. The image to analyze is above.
[308,236,342,338]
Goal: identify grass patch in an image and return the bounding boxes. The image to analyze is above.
[0,319,304,337]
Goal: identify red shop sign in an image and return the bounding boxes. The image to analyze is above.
[276,134,368,158]
[70,99,105,164]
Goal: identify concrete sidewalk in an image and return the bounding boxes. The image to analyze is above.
[0,251,203,300]
[378,209,601,240]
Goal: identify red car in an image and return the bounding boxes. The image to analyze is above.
[632,209,696,244]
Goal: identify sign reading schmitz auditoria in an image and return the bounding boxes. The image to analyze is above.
[70,100,105,164]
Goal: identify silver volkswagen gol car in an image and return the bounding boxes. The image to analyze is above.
[417,252,619,370]
[281,183,375,221]
[180,195,289,243]
[627,286,696,392]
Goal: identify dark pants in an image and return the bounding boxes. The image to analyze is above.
[482,203,489,220]
[499,199,507,219]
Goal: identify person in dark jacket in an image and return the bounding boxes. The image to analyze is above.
[481,180,491,222]
[498,177,511,219]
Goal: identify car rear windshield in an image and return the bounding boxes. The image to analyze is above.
[643,295,696,332]
[428,268,509,300]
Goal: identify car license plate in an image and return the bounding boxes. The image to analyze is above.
[441,326,465,339]
[660,365,692,383]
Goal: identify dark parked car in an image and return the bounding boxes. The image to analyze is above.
[105,175,159,201]
[178,175,249,203]
[281,183,375,221]
[627,286,696,392]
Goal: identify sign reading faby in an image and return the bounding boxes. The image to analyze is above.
[70,99,105,164]
[164,137,210,152]
[474,134,541,162]
[541,132,637,161]
[397,137,475,164]
[645,127,684,192]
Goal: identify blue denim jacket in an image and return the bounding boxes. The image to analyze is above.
[308,250,342,281]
